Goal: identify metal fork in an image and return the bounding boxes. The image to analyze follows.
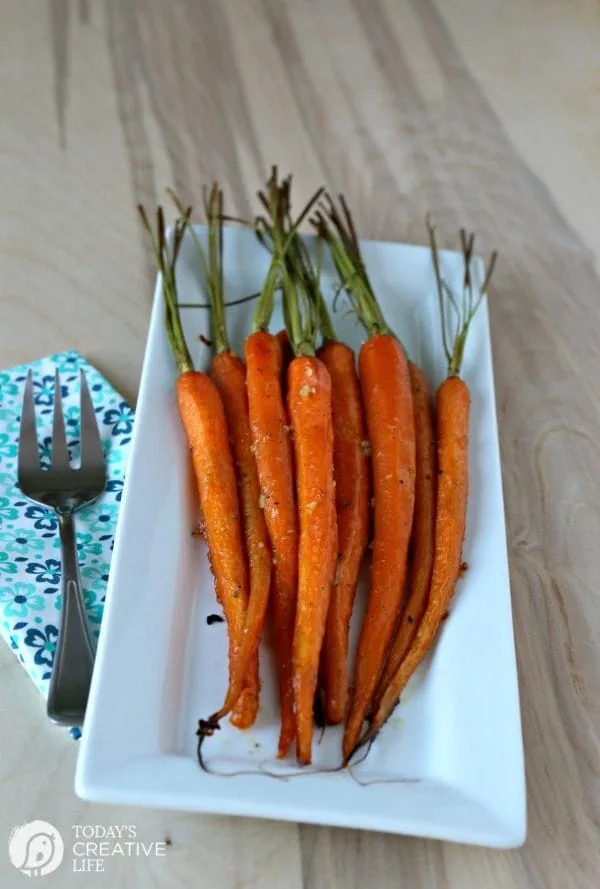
[17,369,107,727]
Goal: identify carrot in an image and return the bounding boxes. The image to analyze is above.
[267,187,337,766]
[287,356,336,764]
[245,169,326,760]
[291,238,370,726]
[350,224,498,760]
[245,329,297,757]
[370,360,436,711]
[137,204,252,735]
[174,184,272,729]
[318,338,369,725]
[315,196,416,763]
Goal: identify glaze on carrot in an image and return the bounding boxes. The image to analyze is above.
[349,224,497,760]
[371,360,436,711]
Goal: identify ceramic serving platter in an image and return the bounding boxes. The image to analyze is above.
[75,226,526,848]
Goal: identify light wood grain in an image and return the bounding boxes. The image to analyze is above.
[1,0,600,886]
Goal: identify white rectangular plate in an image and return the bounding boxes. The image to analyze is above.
[75,226,526,848]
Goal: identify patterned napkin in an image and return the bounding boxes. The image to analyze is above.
[0,351,133,737]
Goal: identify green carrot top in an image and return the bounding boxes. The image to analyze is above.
[252,168,325,355]
[312,194,391,340]
[138,204,194,376]
[427,220,497,378]
[168,185,231,356]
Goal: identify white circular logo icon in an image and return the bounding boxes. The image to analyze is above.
[8,820,64,877]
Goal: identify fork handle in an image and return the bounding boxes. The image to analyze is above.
[47,511,95,727]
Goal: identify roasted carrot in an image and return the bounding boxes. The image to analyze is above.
[318,339,369,724]
[173,184,272,729]
[350,224,498,760]
[370,360,436,711]
[290,235,370,726]
[315,196,416,763]
[244,169,326,760]
[208,350,265,728]
[257,173,338,764]
[245,329,297,756]
[288,356,337,764]
[138,205,252,733]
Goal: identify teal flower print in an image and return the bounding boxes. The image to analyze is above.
[32,374,67,408]
[51,531,103,561]
[0,552,16,575]
[82,563,111,592]
[0,581,45,618]
[53,352,82,373]
[0,432,17,459]
[23,624,58,667]
[25,558,60,584]
[0,472,15,490]
[0,530,45,556]
[54,587,103,624]
[0,373,19,397]
[0,496,18,522]
[23,504,57,534]
[0,408,20,437]
[106,479,124,502]
[88,504,119,534]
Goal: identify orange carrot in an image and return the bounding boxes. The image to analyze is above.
[343,335,415,758]
[317,340,369,725]
[350,224,497,760]
[281,225,370,727]
[287,356,337,764]
[316,338,369,724]
[138,205,252,737]
[258,172,338,764]
[173,184,270,729]
[176,370,252,702]
[243,169,325,759]
[209,351,268,728]
[371,360,435,711]
[315,196,416,763]
[245,330,297,756]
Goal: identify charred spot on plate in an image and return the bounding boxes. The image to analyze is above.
[206,614,224,626]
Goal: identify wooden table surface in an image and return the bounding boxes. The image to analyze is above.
[2,1,599,886]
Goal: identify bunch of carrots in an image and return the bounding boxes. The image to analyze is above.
[138,169,497,768]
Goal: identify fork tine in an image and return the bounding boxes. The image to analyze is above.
[51,369,71,469]
[18,370,40,476]
[79,370,105,470]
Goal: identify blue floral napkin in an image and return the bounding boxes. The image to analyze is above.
[0,351,133,737]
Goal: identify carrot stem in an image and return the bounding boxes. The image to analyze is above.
[137,204,194,373]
